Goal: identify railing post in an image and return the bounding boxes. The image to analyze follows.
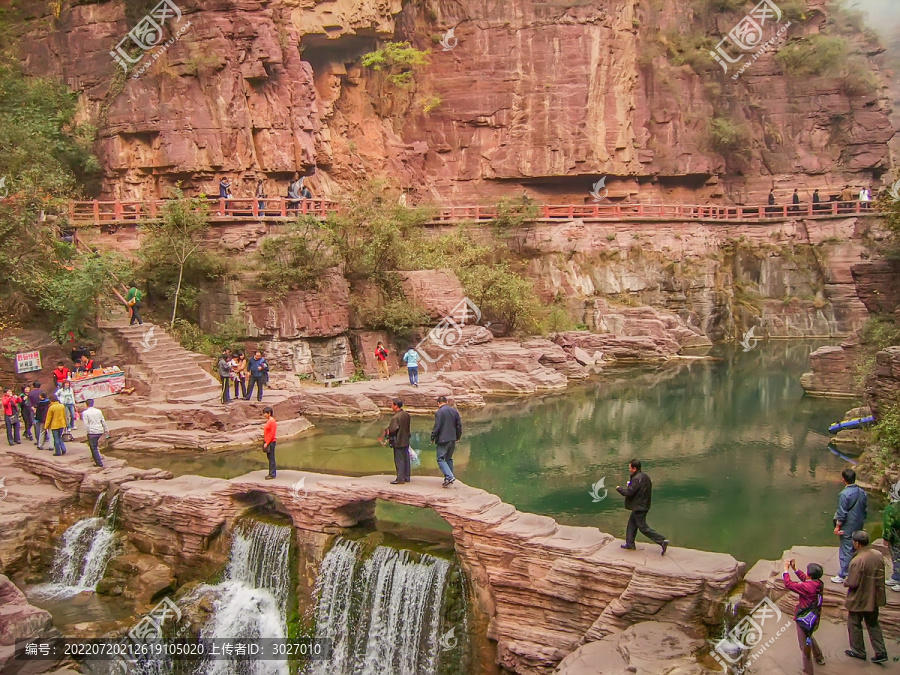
[568,205,574,219]
[114,200,123,222]
[150,199,157,219]
[280,198,287,218]
[614,204,621,219]
[474,206,480,220]
[252,197,259,219]
[93,200,100,225]
[69,201,75,221]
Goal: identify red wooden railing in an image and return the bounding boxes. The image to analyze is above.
[66,197,876,225]
[431,200,874,222]
[68,197,339,225]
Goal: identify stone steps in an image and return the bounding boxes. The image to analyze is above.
[102,322,221,404]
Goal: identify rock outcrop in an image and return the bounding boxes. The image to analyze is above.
[851,261,900,315]
[0,575,64,674]
[799,342,861,398]
[866,345,900,417]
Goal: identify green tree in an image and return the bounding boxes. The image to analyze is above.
[139,191,223,327]
[0,56,99,320]
[361,41,430,86]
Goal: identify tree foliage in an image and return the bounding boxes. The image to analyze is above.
[0,55,105,337]
[256,217,332,297]
[138,191,224,327]
[361,41,430,86]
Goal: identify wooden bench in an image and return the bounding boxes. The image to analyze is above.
[321,376,350,388]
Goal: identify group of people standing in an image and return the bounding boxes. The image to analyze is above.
[769,186,877,212]
[778,468,898,673]
[373,342,423,386]
[217,348,270,404]
[218,174,313,209]
[2,378,108,467]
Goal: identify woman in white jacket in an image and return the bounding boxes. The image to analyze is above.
[55,380,77,431]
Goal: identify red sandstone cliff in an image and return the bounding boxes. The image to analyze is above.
[17,0,896,204]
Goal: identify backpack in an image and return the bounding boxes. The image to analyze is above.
[795,582,823,640]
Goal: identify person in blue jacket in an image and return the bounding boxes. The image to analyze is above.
[832,468,868,584]
[402,346,420,387]
[245,350,270,402]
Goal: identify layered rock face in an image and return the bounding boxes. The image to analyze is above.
[0,575,64,673]
[19,0,894,202]
[799,341,860,397]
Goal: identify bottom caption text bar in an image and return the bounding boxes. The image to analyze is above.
[14,639,333,661]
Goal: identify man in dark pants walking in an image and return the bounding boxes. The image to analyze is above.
[262,406,277,479]
[431,395,462,487]
[387,399,411,484]
[844,530,888,663]
[616,459,669,555]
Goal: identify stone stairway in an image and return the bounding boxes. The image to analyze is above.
[101,322,221,404]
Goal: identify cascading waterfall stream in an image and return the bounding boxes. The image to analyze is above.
[196,519,293,675]
[310,538,459,675]
[32,492,119,598]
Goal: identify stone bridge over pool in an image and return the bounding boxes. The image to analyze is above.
[117,469,744,673]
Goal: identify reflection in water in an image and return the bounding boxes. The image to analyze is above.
[114,341,879,565]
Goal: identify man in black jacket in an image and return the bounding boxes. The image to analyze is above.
[386,399,411,484]
[616,459,669,555]
[431,395,462,487]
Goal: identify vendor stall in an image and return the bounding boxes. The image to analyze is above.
[70,367,125,403]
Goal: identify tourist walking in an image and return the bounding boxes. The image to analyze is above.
[616,459,669,555]
[387,399,411,484]
[81,399,109,469]
[831,468,867,583]
[218,176,231,199]
[792,188,800,213]
[431,395,462,487]
[45,394,68,456]
[287,173,301,210]
[860,187,872,211]
[782,558,826,673]
[245,350,269,401]
[883,481,900,592]
[262,406,277,479]
[255,179,266,212]
[126,284,144,326]
[52,361,69,388]
[2,389,22,446]
[812,189,821,212]
[843,530,888,663]
[19,385,33,441]
[402,345,420,387]
[375,341,390,380]
[217,349,233,404]
[33,391,50,450]
[55,380,77,430]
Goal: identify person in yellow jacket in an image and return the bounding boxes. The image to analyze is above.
[44,395,68,456]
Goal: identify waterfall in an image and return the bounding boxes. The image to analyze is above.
[33,493,119,598]
[196,519,293,675]
[310,538,458,675]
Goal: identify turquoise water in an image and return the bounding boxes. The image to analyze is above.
[115,340,883,566]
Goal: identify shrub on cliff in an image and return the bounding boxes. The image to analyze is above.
[362,42,430,87]
[256,217,332,297]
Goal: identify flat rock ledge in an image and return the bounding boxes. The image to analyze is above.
[2,445,744,674]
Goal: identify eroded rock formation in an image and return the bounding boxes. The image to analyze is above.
[2,446,743,674]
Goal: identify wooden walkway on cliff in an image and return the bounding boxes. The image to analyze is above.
[66,197,880,226]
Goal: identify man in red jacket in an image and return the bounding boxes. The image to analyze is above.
[262,407,277,479]
[783,558,826,673]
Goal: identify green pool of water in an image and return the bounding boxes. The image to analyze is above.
[114,340,883,566]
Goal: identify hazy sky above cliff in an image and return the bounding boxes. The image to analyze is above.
[856,0,900,37]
